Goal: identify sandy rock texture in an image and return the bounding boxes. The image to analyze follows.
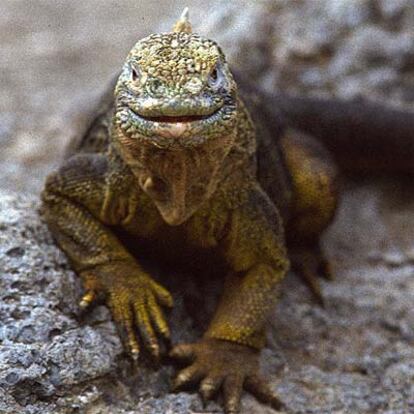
[0,0,414,413]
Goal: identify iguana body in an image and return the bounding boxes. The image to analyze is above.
[41,10,413,413]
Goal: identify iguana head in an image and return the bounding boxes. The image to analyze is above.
[113,8,239,226]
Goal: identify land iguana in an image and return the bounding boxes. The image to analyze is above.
[41,9,414,413]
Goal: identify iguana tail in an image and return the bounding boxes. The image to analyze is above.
[274,94,414,174]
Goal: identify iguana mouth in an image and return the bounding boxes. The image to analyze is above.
[139,115,211,123]
[132,110,221,124]
[120,101,236,145]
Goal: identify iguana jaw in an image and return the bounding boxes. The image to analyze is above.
[125,103,227,140]
[115,95,236,149]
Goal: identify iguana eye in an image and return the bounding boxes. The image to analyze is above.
[208,65,223,90]
[131,65,141,82]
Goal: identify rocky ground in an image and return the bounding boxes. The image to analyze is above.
[0,1,414,413]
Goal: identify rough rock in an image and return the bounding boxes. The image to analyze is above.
[1,184,414,414]
[195,0,414,106]
[1,0,414,413]
[0,191,223,414]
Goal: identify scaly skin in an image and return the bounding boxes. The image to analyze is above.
[41,10,338,413]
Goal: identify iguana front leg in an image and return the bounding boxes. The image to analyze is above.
[41,153,173,360]
[170,183,289,412]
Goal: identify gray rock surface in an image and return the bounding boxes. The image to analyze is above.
[1,0,414,413]
[1,183,414,414]
[193,0,414,105]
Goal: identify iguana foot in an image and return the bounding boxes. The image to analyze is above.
[290,247,334,307]
[79,261,173,360]
[170,338,283,413]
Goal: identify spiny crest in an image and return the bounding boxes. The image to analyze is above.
[173,7,192,33]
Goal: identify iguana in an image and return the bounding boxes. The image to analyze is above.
[41,9,414,413]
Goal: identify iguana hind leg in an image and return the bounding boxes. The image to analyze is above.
[280,130,340,304]
[289,244,333,306]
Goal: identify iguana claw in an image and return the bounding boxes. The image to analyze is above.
[80,261,173,360]
[170,338,284,413]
